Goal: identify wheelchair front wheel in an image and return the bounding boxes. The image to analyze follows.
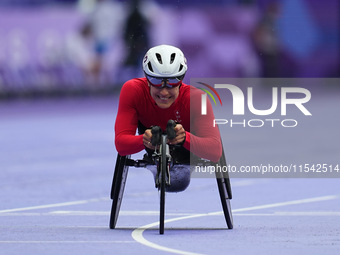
[159,135,167,234]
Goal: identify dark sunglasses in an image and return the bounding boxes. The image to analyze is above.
[145,73,184,88]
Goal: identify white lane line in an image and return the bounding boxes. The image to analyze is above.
[131,194,339,255]
[233,211,340,216]
[231,195,338,213]
[0,241,135,244]
[0,211,195,217]
[0,197,107,214]
[132,214,209,255]
[50,211,193,216]
[274,211,340,216]
[184,195,339,218]
[3,211,340,217]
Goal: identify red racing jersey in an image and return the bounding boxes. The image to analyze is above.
[114,78,222,162]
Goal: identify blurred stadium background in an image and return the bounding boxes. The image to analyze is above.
[0,0,339,99]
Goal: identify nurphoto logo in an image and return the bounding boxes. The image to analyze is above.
[196,82,312,128]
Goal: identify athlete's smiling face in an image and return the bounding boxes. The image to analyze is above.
[149,82,179,109]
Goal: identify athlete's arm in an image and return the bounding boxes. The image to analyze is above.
[182,89,222,162]
[114,81,145,155]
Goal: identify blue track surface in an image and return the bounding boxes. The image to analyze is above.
[0,94,339,255]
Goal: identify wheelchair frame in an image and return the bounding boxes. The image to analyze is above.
[109,139,233,234]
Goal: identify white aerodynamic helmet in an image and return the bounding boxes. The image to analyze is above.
[142,44,187,79]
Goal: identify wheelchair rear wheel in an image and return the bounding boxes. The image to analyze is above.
[215,150,233,229]
[216,176,233,229]
[109,155,130,229]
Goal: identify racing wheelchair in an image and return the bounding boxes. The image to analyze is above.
[109,120,233,234]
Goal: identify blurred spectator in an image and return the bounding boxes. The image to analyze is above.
[121,0,150,79]
[65,22,95,85]
[252,1,281,77]
[77,0,125,84]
